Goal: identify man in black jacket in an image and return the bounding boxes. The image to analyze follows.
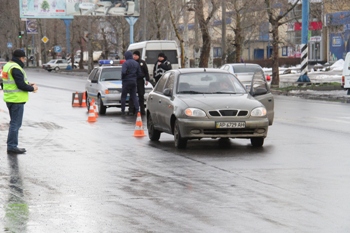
[128,50,150,116]
[153,53,172,84]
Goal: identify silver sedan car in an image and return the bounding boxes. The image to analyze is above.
[220,63,272,90]
[146,68,274,149]
[85,66,153,114]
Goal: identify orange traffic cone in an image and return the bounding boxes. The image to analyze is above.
[81,92,87,107]
[133,112,145,137]
[72,92,80,107]
[93,100,99,118]
[87,100,97,122]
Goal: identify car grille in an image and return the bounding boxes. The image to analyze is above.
[203,128,255,135]
[208,110,249,117]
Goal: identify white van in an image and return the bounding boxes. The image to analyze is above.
[127,40,181,81]
[342,52,350,95]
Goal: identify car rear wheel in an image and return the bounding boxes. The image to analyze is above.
[147,113,161,141]
[54,67,60,71]
[98,95,106,115]
[174,120,187,149]
[250,137,264,147]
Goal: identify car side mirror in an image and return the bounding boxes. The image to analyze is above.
[163,88,172,96]
[251,88,267,96]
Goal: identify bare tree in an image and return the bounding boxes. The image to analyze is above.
[166,0,187,68]
[194,0,219,67]
[263,0,299,87]
[225,0,264,62]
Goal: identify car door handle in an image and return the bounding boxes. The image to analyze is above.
[268,98,272,102]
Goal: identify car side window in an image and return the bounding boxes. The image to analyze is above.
[154,73,170,93]
[57,60,62,64]
[88,69,98,81]
[93,69,101,82]
[164,73,174,90]
[252,71,268,95]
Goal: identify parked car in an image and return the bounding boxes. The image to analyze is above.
[0,61,7,89]
[220,63,272,90]
[85,65,154,114]
[146,68,274,149]
[42,59,71,72]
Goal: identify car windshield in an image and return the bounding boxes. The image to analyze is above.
[100,68,122,81]
[177,72,246,94]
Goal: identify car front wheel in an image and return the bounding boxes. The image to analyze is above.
[250,137,264,147]
[97,95,107,115]
[147,113,161,141]
[174,120,187,149]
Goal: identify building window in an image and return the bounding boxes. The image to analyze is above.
[213,47,222,58]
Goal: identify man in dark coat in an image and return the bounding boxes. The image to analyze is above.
[153,53,172,84]
[128,50,150,116]
[121,51,141,115]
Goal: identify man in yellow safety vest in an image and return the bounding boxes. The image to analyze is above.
[2,49,38,154]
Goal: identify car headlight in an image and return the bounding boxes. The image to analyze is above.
[185,108,206,117]
[251,107,267,117]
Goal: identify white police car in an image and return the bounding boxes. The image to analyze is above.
[85,65,153,114]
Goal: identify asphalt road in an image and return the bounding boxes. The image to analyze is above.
[0,70,350,232]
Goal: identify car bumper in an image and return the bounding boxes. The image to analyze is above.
[177,118,269,139]
[99,93,149,107]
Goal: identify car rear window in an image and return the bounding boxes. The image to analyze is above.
[100,68,122,81]
[232,65,262,73]
[144,50,178,65]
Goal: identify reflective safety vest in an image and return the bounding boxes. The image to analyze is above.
[2,62,29,103]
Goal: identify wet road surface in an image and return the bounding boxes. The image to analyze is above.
[1,70,350,232]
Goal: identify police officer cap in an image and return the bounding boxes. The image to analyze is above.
[133,51,141,57]
[13,49,26,58]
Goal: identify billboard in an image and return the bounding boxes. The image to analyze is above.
[66,0,140,17]
[19,0,73,19]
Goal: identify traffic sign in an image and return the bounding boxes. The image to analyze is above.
[42,36,49,43]
[54,46,62,53]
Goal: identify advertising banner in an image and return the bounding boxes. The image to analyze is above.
[20,0,73,19]
[65,0,140,17]
[329,32,350,61]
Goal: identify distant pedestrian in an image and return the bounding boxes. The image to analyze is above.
[128,50,150,115]
[121,51,142,116]
[153,53,172,84]
[2,49,38,154]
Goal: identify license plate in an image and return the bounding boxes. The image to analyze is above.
[216,122,246,128]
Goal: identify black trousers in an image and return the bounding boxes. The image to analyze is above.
[128,78,145,114]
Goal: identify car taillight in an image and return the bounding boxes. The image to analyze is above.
[266,75,271,81]
[342,76,345,87]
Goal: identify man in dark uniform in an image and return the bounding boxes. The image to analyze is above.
[153,52,172,84]
[121,51,141,116]
[128,50,150,116]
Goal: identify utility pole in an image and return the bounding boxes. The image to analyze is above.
[297,0,310,82]
[142,0,147,40]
